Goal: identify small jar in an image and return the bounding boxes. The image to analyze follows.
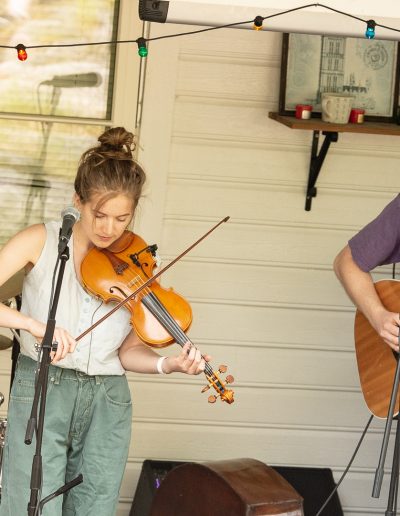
[295,104,312,119]
[349,108,365,124]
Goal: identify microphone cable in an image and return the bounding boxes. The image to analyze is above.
[314,414,374,516]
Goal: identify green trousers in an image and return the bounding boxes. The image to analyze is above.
[0,354,132,516]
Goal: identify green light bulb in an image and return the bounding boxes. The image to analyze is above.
[137,38,148,58]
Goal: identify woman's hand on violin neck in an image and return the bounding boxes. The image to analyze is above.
[164,342,211,376]
[27,319,77,364]
[117,333,210,375]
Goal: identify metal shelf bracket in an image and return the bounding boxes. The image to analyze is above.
[305,130,338,211]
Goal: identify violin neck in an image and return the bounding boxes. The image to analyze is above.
[141,292,213,376]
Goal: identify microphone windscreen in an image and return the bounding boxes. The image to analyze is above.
[61,206,80,221]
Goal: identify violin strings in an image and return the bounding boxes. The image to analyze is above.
[127,273,152,298]
[123,265,215,378]
[141,290,215,378]
[127,269,190,344]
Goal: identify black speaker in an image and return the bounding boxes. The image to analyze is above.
[130,460,343,516]
[130,460,183,516]
[274,466,343,516]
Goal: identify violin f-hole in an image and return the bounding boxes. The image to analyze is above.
[109,286,131,299]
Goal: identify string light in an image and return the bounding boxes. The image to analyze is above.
[136,37,148,57]
[365,20,376,39]
[253,16,264,31]
[16,44,27,61]
[2,5,400,59]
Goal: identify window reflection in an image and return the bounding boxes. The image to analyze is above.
[0,0,118,119]
[0,120,107,246]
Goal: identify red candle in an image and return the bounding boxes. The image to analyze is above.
[349,108,365,124]
[295,104,312,120]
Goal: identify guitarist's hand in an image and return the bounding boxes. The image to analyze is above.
[334,246,400,351]
[372,308,400,351]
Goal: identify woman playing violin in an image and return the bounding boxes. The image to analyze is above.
[0,127,208,516]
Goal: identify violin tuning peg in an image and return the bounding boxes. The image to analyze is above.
[201,385,210,393]
[208,395,217,404]
[218,365,227,373]
[225,374,234,384]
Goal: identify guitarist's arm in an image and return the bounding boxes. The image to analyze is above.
[334,244,400,351]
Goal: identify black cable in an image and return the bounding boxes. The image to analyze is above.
[85,299,103,375]
[315,414,374,516]
[1,3,399,52]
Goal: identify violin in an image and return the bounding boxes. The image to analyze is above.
[79,228,234,404]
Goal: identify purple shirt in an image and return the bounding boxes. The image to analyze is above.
[349,194,400,272]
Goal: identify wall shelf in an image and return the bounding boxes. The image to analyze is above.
[269,112,400,136]
[269,112,400,210]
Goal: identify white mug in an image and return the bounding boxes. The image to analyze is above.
[321,93,354,124]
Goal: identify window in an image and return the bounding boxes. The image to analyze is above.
[0,119,107,246]
[0,0,118,118]
[0,0,140,247]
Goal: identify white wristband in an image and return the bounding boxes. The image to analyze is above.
[156,356,167,374]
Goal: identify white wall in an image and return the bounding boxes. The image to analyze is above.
[0,4,399,514]
[119,21,400,516]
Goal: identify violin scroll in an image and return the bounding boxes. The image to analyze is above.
[201,364,235,404]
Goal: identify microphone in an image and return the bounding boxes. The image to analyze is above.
[58,207,80,254]
[41,72,102,88]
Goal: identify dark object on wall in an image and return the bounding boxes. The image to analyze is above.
[131,458,303,516]
[274,466,344,516]
[138,0,169,23]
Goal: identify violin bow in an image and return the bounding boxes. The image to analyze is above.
[76,216,230,342]
[76,216,234,404]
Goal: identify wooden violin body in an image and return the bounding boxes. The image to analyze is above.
[81,231,192,348]
[80,230,234,404]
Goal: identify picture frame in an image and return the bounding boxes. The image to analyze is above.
[278,33,400,123]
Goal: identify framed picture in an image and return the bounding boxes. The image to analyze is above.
[279,33,400,122]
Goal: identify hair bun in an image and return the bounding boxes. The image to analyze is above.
[75,126,146,206]
[98,127,134,154]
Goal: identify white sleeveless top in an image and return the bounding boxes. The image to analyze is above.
[19,220,132,375]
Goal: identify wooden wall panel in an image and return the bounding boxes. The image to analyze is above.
[161,262,346,307]
[136,21,400,515]
[163,180,397,229]
[127,422,389,469]
[161,220,355,267]
[185,301,356,349]
[126,377,367,425]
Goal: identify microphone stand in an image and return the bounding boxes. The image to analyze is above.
[25,244,82,515]
[372,351,400,515]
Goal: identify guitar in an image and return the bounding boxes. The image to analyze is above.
[355,279,400,418]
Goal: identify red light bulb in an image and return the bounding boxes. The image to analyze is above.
[16,44,27,61]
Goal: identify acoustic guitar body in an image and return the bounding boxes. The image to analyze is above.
[354,279,400,418]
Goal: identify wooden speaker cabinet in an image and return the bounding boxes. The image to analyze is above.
[149,458,303,516]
